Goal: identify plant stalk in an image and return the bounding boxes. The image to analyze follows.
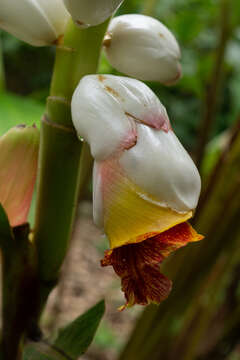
[33,19,109,322]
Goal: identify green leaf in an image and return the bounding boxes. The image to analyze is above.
[23,301,105,360]
[0,203,12,243]
[23,342,67,360]
[54,300,105,359]
[0,92,44,136]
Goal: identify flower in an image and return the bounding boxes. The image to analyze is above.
[72,74,203,309]
[103,14,181,84]
[0,125,39,227]
[0,0,69,46]
[63,0,123,28]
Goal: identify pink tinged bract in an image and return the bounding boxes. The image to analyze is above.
[0,125,39,227]
[72,75,171,161]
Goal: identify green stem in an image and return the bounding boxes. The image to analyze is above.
[33,19,108,320]
[34,118,81,282]
[49,19,109,104]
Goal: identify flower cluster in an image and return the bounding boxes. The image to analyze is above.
[0,1,182,86]
[0,0,122,46]
[0,0,203,308]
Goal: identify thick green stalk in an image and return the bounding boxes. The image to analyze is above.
[34,119,81,282]
[33,19,108,313]
[49,19,109,104]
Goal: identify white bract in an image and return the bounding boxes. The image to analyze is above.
[72,74,170,160]
[63,0,123,28]
[104,14,182,84]
[0,0,70,46]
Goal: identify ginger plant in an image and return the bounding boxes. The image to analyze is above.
[0,1,203,359]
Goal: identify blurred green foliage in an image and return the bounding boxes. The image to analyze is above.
[1,32,54,100]
[0,92,43,136]
[94,321,120,350]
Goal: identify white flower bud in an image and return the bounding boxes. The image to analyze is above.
[63,0,123,28]
[0,0,70,46]
[72,74,200,219]
[103,14,181,84]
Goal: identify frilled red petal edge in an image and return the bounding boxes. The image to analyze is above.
[101,222,203,310]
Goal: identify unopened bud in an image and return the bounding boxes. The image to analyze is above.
[103,14,182,84]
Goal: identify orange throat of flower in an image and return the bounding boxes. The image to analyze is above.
[101,222,203,310]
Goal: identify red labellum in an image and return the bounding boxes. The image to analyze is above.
[101,222,203,310]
